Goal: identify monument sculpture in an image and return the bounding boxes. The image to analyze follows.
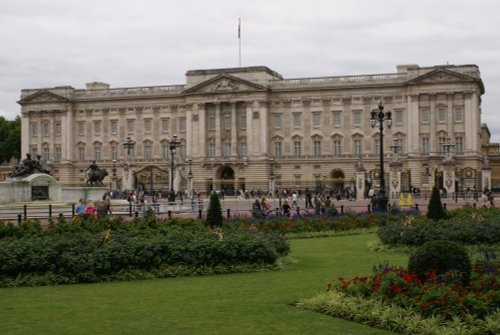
[85,160,108,186]
[10,154,51,177]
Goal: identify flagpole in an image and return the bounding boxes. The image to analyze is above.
[238,18,241,67]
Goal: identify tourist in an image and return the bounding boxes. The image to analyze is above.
[252,198,262,218]
[282,199,291,216]
[75,198,86,215]
[86,202,96,215]
[96,201,108,218]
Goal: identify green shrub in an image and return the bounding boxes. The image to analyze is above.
[408,240,472,284]
[205,192,223,227]
[426,187,447,221]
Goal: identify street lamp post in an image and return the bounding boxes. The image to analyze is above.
[370,102,392,211]
[168,135,181,203]
[122,137,136,191]
[111,159,117,191]
[187,158,193,198]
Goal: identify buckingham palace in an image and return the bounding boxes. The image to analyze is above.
[17,63,494,198]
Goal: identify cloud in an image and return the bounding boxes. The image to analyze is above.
[1,0,499,142]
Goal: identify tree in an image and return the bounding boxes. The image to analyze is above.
[426,186,447,221]
[205,192,223,227]
[0,116,20,164]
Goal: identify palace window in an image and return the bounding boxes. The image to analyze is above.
[239,114,247,129]
[223,115,231,130]
[78,122,85,135]
[353,111,362,127]
[224,143,232,157]
[179,144,187,158]
[454,107,463,122]
[144,145,152,160]
[127,119,135,134]
[421,108,430,123]
[274,142,282,157]
[438,107,446,123]
[31,123,38,136]
[208,143,216,158]
[94,146,101,161]
[42,123,49,136]
[274,114,282,129]
[313,141,321,156]
[144,119,152,133]
[43,146,49,161]
[395,110,403,125]
[55,123,61,135]
[162,144,169,159]
[293,114,301,129]
[240,142,247,157]
[333,140,342,156]
[161,118,170,132]
[110,120,118,134]
[78,147,85,161]
[437,136,447,153]
[94,120,101,135]
[209,117,216,130]
[312,113,321,128]
[353,139,362,156]
[55,146,61,162]
[333,112,341,126]
[179,118,187,132]
[374,139,380,154]
[111,146,118,161]
[455,136,464,154]
[294,141,301,157]
[421,137,429,155]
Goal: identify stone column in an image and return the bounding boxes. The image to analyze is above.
[231,102,237,156]
[186,104,193,157]
[389,161,403,200]
[355,160,366,200]
[198,103,206,158]
[246,102,254,157]
[21,111,30,156]
[215,102,221,157]
[258,100,268,156]
[443,160,456,197]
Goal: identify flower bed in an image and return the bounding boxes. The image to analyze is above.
[299,258,500,334]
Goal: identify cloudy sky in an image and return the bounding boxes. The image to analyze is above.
[1,0,499,139]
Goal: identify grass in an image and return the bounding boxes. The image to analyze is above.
[0,234,408,334]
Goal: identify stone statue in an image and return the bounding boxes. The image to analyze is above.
[85,161,108,186]
[10,153,51,177]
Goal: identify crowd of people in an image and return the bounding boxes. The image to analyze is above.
[74,192,112,218]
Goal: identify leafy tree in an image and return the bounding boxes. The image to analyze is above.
[205,192,223,227]
[0,116,21,164]
[426,186,447,221]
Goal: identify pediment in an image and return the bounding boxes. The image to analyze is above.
[408,68,477,85]
[19,90,68,104]
[183,74,268,95]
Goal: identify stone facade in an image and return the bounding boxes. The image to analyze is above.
[18,64,491,197]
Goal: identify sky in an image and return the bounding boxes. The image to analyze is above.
[1,0,499,140]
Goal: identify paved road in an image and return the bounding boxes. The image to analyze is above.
[0,196,487,223]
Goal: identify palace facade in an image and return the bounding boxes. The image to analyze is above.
[18,64,492,197]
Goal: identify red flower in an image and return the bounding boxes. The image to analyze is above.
[434,300,442,306]
[421,302,430,308]
[414,296,420,302]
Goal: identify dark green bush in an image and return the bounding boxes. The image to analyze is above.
[408,240,472,284]
[426,187,447,221]
[205,192,223,227]
[377,207,500,246]
[0,224,289,285]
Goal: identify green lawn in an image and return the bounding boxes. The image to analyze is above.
[0,234,407,335]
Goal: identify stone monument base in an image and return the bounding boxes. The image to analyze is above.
[0,174,108,204]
